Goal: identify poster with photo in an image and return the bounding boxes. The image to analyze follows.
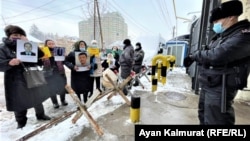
[53,47,65,61]
[75,52,90,72]
[16,40,38,62]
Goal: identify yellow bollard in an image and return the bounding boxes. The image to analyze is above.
[130,96,140,123]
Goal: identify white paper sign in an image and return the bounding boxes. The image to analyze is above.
[16,40,38,62]
[53,47,65,61]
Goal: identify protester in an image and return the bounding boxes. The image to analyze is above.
[132,42,145,86]
[64,40,92,103]
[184,0,250,124]
[0,25,51,129]
[111,46,120,61]
[101,53,120,73]
[89,40,103,96]
[119,39,134,95]
[42,39,68,109]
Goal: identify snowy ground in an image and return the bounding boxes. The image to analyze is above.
[0,67,249,141]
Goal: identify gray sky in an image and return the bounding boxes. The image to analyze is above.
[1,0,203,40]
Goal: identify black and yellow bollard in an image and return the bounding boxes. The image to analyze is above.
[152,79,158,92]
[130,96,140,123]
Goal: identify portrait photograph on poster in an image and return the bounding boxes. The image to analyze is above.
[75,52,90,72]
[16,40,38,62]
[53,47,65,61]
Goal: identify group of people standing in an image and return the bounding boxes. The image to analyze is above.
[0,25,146,129]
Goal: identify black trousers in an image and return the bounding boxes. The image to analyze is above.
[50,92,66,104]
[198,86,237,125]
[90,76,101,96]
[14,103,45,123]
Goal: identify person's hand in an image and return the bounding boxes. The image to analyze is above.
[9,58,21,66]
[183,55,194,67]
[74,65,78,71]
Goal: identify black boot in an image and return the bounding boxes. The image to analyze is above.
[15,110,28,129]
[133,82,139,87]
[61,100,68,106]
[53,103,59,109]
[37,114,51,120]
[17,120,27,129]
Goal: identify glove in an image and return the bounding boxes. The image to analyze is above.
[183,56,194,67]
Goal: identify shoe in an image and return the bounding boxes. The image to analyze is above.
[17,120,27,129]
[37,114,51,120]
[53,103,59,109]
[61,100,68,106]
[133,82,139,87]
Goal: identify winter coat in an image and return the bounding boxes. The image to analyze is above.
[133,47,144,74]
[0,38,50,112]
[192,20,250,89]
[112,50,120,61]
[42,49,67,96]
[119,45,134,79]
[64,50,91,94]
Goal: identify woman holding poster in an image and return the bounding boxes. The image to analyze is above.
[41,39,68,109]
[64,40,92,103]
[0,25,51,129]
[88,40,103,96]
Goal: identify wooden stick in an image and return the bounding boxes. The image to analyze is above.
[105,75,131,105]
[16,110,76,141]
[65,85,104,136]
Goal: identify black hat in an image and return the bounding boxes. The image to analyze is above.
[123,39,131,46]
[4,25,26,37]
[135,42,141,47]
[209,0,243,23]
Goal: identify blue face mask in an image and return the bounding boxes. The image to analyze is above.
[213,22,225,33]
[80,48,85,52]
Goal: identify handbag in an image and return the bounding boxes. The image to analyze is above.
[21,62,47,88]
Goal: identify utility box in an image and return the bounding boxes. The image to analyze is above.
[164,41,189,66]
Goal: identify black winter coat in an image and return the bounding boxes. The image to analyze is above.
[0,38,50,112]
[192,20,250,88]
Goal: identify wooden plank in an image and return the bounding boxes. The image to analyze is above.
[105,74,131,105]
[85,89,101,108]
[16,110,76,141]
[65,85,104,136]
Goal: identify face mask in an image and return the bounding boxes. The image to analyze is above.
[213,22,225,33]
[135,46,140,49]
[80,48,85,52]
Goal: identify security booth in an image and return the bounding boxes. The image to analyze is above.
[164,41,189,67]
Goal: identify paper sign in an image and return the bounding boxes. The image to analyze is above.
[16,40,38,62]
[53,47,65,61]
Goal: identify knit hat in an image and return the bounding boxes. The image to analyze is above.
[91,40,97,45]
[123,39,131,46]
[4,25,26,37]
[209,0,243,23]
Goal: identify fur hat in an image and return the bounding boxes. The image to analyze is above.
[4,25,26,37]
[123,39,131,46]
[209,0,243,23]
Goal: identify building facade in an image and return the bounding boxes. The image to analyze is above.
[78,12,128,48]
